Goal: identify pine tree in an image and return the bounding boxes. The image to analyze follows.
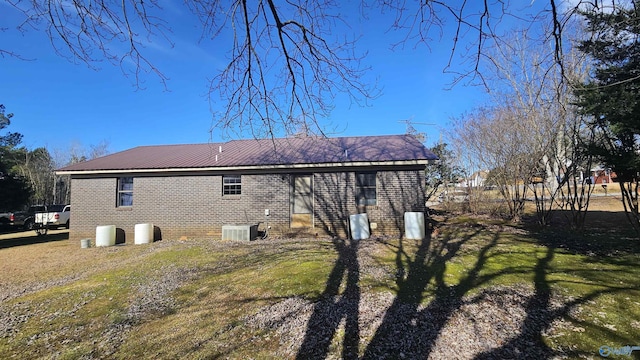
[576,1,640,233]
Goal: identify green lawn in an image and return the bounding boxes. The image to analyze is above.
[1,211,638,359]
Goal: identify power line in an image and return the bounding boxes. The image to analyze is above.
[398,118,436,141]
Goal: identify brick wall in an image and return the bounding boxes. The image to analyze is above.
[313,172,354,236]
[69,167,425,241]
[313,169,426,237]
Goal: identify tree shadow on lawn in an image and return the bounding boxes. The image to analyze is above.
[361,220,499,359]
[296,209,640,359]
[530,210,640,256]
[295,214,503,359]
[296,168,431,360]
[0,231,69,250]
[296,237,361,360]
[475,210,640,359]
[473,249,639,359]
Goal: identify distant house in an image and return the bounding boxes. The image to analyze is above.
[457,170,489,188]
[468,170,489,188]
[589,166,616,185]
[57,135,438,241]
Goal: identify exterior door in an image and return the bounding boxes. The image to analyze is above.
[291,175,313,228]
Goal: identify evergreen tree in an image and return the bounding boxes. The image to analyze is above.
[576,1,640,233]
[0,105,31,211]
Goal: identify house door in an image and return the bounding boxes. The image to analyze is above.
[291,175,313,228]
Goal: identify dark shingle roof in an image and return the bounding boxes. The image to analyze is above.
[57,135,437,173]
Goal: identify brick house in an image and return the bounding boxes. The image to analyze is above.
[57,135,438,241]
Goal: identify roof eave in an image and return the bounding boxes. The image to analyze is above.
[56,159,435,176]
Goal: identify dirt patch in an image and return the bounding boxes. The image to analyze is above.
[244,285,569,359]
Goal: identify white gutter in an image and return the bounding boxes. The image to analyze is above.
[56,159,435,176]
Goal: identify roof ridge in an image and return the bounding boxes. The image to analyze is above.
[56,134,436,173]
[136,134,414,147]
[221,133,414,144]
[131,142,226,148]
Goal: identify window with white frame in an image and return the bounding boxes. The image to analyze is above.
[223,175,242,195]
[117,177,134,207]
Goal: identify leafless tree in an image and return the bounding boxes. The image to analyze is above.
[2,1,609,137]
[451,26,562,220]
[190,1,375,138]
[13,147,56,205]
[52,140,111,204]
[453,104,542,220]
[553,113,597,231]
[451,16,599,225]
[543,41,598,231]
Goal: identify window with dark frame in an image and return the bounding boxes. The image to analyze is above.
[223,175,242,195]
[356,172,377,206]
[117,177,134,207]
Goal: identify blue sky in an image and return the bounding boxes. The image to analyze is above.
[0,2,546,156]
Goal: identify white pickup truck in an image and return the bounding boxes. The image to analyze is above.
[34,205,71,234]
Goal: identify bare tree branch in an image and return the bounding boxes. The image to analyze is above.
[7,0,171,88]
[196,0,377,138]
[2,1,627,138]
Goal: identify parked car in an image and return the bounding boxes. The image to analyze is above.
[20,205,47,231]
[0,211,18,227]
[35,205,71,230]
[0,208,36,229]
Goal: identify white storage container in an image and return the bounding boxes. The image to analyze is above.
[134,223,154,244]
[404,212,425,239]
[96,225,116,247]
[349,213,370,240]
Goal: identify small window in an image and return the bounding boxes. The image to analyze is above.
[48,204,66,212]
[117,177,134,207]
[223,175,242,195]
[356,172,377,206]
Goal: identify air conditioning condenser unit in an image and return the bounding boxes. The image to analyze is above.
[222,224,258,241]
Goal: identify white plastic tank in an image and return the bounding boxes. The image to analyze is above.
[349,213,370,240]
[134,223,154,244]
[96,225,116,247]
[404,212,426,239]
